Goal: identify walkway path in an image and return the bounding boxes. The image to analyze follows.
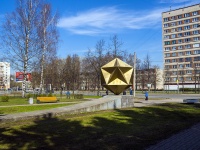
[146,122,200,150]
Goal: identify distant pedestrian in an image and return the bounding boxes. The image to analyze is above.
[130,89,133,95]
[66,91,70,99]
[145,91,148,101]
[106,90,108,95]
[123,90,126,95]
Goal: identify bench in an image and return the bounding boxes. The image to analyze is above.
[37,97,58,103]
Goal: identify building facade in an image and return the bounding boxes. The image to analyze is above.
[0,62,10,89]
[162,4,200,90]
[136,68,163,90]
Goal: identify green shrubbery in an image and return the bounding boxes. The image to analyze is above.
[37,93,53,97]
[70,94,83,99]
[1,95,9,102]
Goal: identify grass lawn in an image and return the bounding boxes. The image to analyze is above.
[1,103,200,149]
[0,103,75,115]
[0,95,98,106]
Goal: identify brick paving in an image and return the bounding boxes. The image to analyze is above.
[146,122,200,150]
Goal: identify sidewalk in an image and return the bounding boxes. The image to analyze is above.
[146,122,200,150]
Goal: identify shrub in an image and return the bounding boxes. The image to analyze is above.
[48,93,53,97]
[1,95,9,102]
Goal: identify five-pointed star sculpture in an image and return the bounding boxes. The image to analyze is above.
[101,58,133,95]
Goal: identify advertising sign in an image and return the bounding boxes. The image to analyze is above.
[16,72,31,82]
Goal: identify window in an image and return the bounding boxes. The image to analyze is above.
[193,24,199,28]
[184,13,190,17]
[185,51,191,55]
[177,21,182,25]
[164,18,168,22]
[185,44,191,49]
[172,52,176,56]
[194,50,200,54]
[184,32,190,36]
[165,53,170,57]
[186,77,192,81]
[164,35,170,39]
[179,58,183,62]
[165,41,170,45]
[165,59,170,63]
[172,59,177,62]
[171,16,176,20]
[184,25,190,30]
[171,22,176,26]
[172,77,177,82]
[172,65,177,69]
[164,29,169,33]
[178,33,182,37]
[172,40,176,44]
[185,64,191,68]
[164,24,169,28]
[179,64,184,68]
[171,28,176,32]
[192,11,198,16]
[179,52,183,56]
[193,30,199,35]
[172,71,177,75]
[192,17,199,22]
[185,57,192,62]
[178,39,182,44]
[178,46,183,50]
[186,70,192,74]
[184,19,190,24]
[165,47,170,51]
[172,46,176,50]
[193,44,200,48]
[179,77,184,81]
[193,37,199,41]
[184,38,191,43]
[194,56,200,61]
[171,34,176,38]
[178,15,182,19]
[177,27,182,31]
[165,65,170,69]
[195,63,200,67]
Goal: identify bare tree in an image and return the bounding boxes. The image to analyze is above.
[1,0,41,97]
[37,3,59,94]
[84,39,107,95]
[107,34,126,60]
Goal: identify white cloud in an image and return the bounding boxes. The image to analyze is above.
[58,7,165,35]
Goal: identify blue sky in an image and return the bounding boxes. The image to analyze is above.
[0,0,200,69]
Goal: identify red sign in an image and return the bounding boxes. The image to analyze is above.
[16,72,31,82]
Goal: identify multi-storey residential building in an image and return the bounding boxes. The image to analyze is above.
[162,4,200,90]
[0,62,10,89]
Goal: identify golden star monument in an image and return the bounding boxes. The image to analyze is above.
[101,58,133,95]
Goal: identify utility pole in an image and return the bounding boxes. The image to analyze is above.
[133,52,136,97]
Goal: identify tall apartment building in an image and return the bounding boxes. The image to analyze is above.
[0,62,10,89]
[162,4,200,90]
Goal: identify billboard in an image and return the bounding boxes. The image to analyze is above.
[16,72,31,82]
